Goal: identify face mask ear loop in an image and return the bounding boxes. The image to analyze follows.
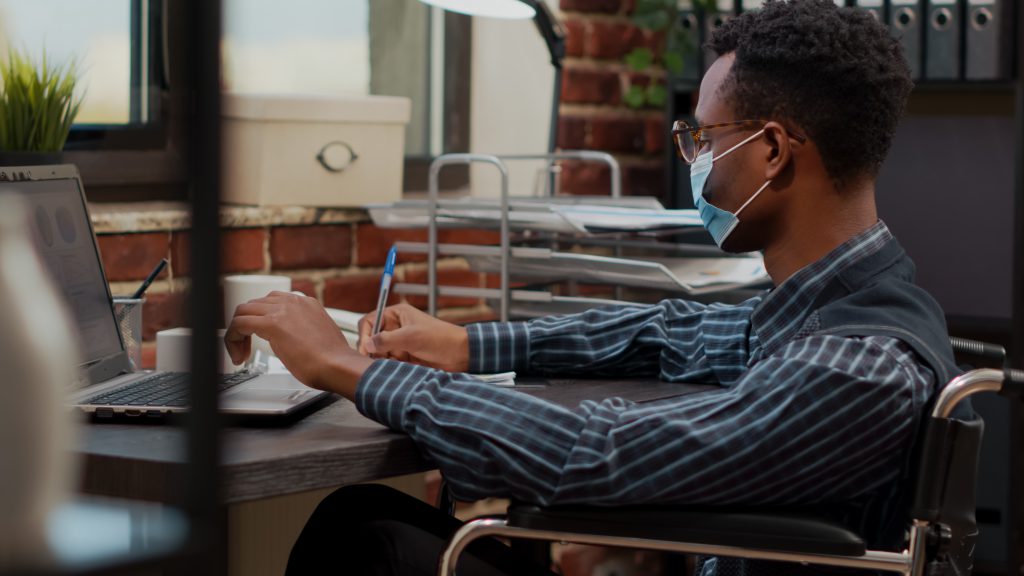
[712,128,766,163]
[734,179,772,217]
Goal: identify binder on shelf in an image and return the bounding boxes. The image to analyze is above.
[925,0,962,80]
[676,0,702,83]
[888,0,924,80]
[854,0,885,21]
[965,0,1013,80]
[703,0,737,73]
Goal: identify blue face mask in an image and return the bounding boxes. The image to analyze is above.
[689,128,772,248]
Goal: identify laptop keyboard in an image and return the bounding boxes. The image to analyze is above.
[82,371,258,408]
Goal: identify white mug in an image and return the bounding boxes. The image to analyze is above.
[223,274,291,360]
[156,328,240,373]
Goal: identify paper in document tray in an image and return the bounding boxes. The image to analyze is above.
[466,251,769,295]
[368,200,701,234]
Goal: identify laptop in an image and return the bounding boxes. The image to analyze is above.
[0,164,329,419]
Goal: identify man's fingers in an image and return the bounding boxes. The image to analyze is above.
[243,291,305,307]
[224,335,251,366]
[369,328,417,359]
[390,350,413,363]
[233,301,277,319]
[357,312,376,354]
[358,306,407,355]
[224,315,275,364]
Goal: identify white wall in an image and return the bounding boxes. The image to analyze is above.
[468,7,559,198]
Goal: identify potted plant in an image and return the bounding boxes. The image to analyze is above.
[624,0,715,109]
[0,49,83,166]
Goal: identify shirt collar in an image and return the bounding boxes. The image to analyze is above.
[751,220,894,355]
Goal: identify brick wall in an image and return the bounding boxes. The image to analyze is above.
[93,0,677,371]
[558,0,669,203]
[97,213,501,369]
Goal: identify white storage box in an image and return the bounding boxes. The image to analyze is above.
[222,94,411,207]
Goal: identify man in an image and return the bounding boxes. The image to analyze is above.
[226,1,961,574]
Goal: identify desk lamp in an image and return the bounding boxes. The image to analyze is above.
[418,0,566,154]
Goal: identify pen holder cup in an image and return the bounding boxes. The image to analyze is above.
[112,297,145,370]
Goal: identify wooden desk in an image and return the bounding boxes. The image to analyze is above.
[77,378,712,505]
[75,378,712,576]
[79,397,427,504]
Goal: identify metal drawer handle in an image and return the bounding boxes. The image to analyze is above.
[316,141,358,173]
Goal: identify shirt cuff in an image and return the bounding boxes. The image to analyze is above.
[466,322,530,373]
[354,358,434,431]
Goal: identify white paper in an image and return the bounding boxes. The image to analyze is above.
[471,372,517,386]
[466,252,768,295]
[367,201,702,234]
[325,307,365,333]
[553,206,702,231]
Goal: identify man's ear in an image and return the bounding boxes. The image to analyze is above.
[762,121,795,181]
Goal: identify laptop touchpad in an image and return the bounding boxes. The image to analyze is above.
[221,388,316,412]
[243,373,311,390]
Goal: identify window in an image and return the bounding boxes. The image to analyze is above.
[1,0,163,138]
[1,0,468,198]
[2,0,173,199]
[1,0,133,124]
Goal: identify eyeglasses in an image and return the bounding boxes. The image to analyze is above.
[671,119,806,164]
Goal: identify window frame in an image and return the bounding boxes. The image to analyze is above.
[404,10,471,193]
[63,0,188,201]
[62,1,470,201]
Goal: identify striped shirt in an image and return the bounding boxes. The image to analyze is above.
[355,221,934,563]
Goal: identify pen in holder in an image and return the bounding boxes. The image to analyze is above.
[112,297,144,371]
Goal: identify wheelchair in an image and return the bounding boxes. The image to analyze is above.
[438,338,1023,576]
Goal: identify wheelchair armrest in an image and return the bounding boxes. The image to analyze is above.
[507,504,866,556]
[950,336,1006,368]
[1003,368,1024,398]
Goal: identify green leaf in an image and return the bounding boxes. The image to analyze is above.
[645,82,667,107]
[632,0,662,12]
[625,47,654,71]
[646,10,671,30]
[0,48,82,152]
[664,51,684,75]
[630,11,659,29]
[624,84,647,109]
[670,26,698,55]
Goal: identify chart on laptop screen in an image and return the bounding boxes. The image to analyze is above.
[0,178,124,363]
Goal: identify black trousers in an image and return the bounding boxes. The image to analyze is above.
[285,484,559,576]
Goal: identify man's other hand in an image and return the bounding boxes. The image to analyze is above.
[357,303,469,373]
[225,291,371,396]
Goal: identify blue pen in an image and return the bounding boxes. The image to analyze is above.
[372,246,398,336]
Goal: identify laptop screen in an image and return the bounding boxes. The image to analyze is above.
[0,176,124,365]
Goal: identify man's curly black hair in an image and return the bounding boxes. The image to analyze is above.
[707,0,913,188]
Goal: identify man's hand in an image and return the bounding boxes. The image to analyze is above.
[357,303,469,373]
[225,291,372,398]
